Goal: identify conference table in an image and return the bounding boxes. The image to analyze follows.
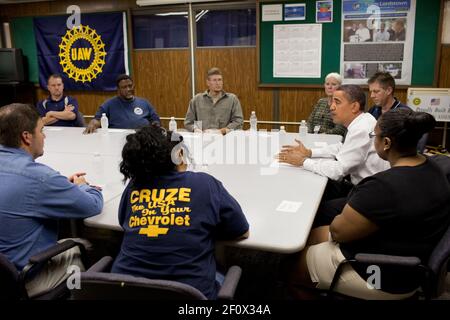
[37,127,342,254]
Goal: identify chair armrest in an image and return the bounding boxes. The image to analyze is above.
[28,240,80,264]
[86,256,114,273]
[355,253,422,267]
[20,240,84,282]
[217,265,242,300]
[327,253,424,298]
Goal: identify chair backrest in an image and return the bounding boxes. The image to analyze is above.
[71,272,208,300]
[73,111,86,127]
[426,222,450,297]
[429,154,450,182]
[0,252,25,300]
[425,155,450,298]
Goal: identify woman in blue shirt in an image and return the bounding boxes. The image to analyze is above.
[112,124,249,299]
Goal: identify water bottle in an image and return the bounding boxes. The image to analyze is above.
[299,120,307,137]
[250,111,257,131]
[169,116,177,132]
[313,125,321,134]
[279,125,287,143]
[100,113,109,134]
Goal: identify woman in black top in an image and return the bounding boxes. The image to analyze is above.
[289,108,450,299]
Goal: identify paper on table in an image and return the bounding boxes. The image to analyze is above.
[269,159,296,168]
[276,200,303,213]
[314,142,328,147]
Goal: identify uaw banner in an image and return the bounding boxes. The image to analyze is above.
[34,12,128,91]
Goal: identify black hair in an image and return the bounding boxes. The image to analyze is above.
[120,124,183,187]
[336,84,366,111]
[0,103,40,148]
[378,108,435,155]
[116,74,132,87]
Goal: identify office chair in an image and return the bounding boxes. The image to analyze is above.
[0,239,87,300]
[323,155,450,300]
[429,154,450,181]
[70,256,242,300]
[323,219,450,300]
[74,111,86,127]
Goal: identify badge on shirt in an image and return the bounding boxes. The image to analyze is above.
[134,107,143,115]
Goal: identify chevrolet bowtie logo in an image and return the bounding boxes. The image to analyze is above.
[139,225,169,237]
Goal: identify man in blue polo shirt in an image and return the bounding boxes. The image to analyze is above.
[367,72,408,119]
[367,72,427,152]
[36,74,79,127]
[84,74,160,134]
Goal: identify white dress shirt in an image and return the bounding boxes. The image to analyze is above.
[303,113,390,185]
[355,27,371,42]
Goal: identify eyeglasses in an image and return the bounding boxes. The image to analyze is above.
[368,131,377,138]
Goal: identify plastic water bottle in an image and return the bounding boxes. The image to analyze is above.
[100,113,109,134]
[250,111,257,131]
[299,120,307,137]
[279,125,287,143]
[313,125,321,134]
[169,116,177,132]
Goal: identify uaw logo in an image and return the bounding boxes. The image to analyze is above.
[58,25,107,83]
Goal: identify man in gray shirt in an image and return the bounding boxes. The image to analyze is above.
[184,67,243,135]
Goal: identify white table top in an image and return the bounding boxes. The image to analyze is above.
[39,127,342,254]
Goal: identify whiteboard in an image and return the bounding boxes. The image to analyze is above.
[407,88,450,122]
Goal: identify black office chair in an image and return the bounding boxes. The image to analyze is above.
[73,111,86,127]
[429,154,450,181]
[323,154,450,300]
[70,256,242,300]
[0,239,88,300]
[323,220,450,300]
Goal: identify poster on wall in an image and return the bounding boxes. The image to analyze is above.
[407,88,450,122]
[273,24,322,78]
[316,1,333,23]
[284,3,306,21]
[340,0,416,85]
[262,4,283,21]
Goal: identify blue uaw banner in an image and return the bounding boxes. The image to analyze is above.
[34,12,128,91]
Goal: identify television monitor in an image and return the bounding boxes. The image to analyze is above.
[0,48,25,83]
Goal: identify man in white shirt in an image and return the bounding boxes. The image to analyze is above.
[373,22,390,42]
[355,23,371,42]
[278,84,389,200]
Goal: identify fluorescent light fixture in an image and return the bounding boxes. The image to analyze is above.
[195,9,209,22]
[155,12,189,16]
[137,0,223,6]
